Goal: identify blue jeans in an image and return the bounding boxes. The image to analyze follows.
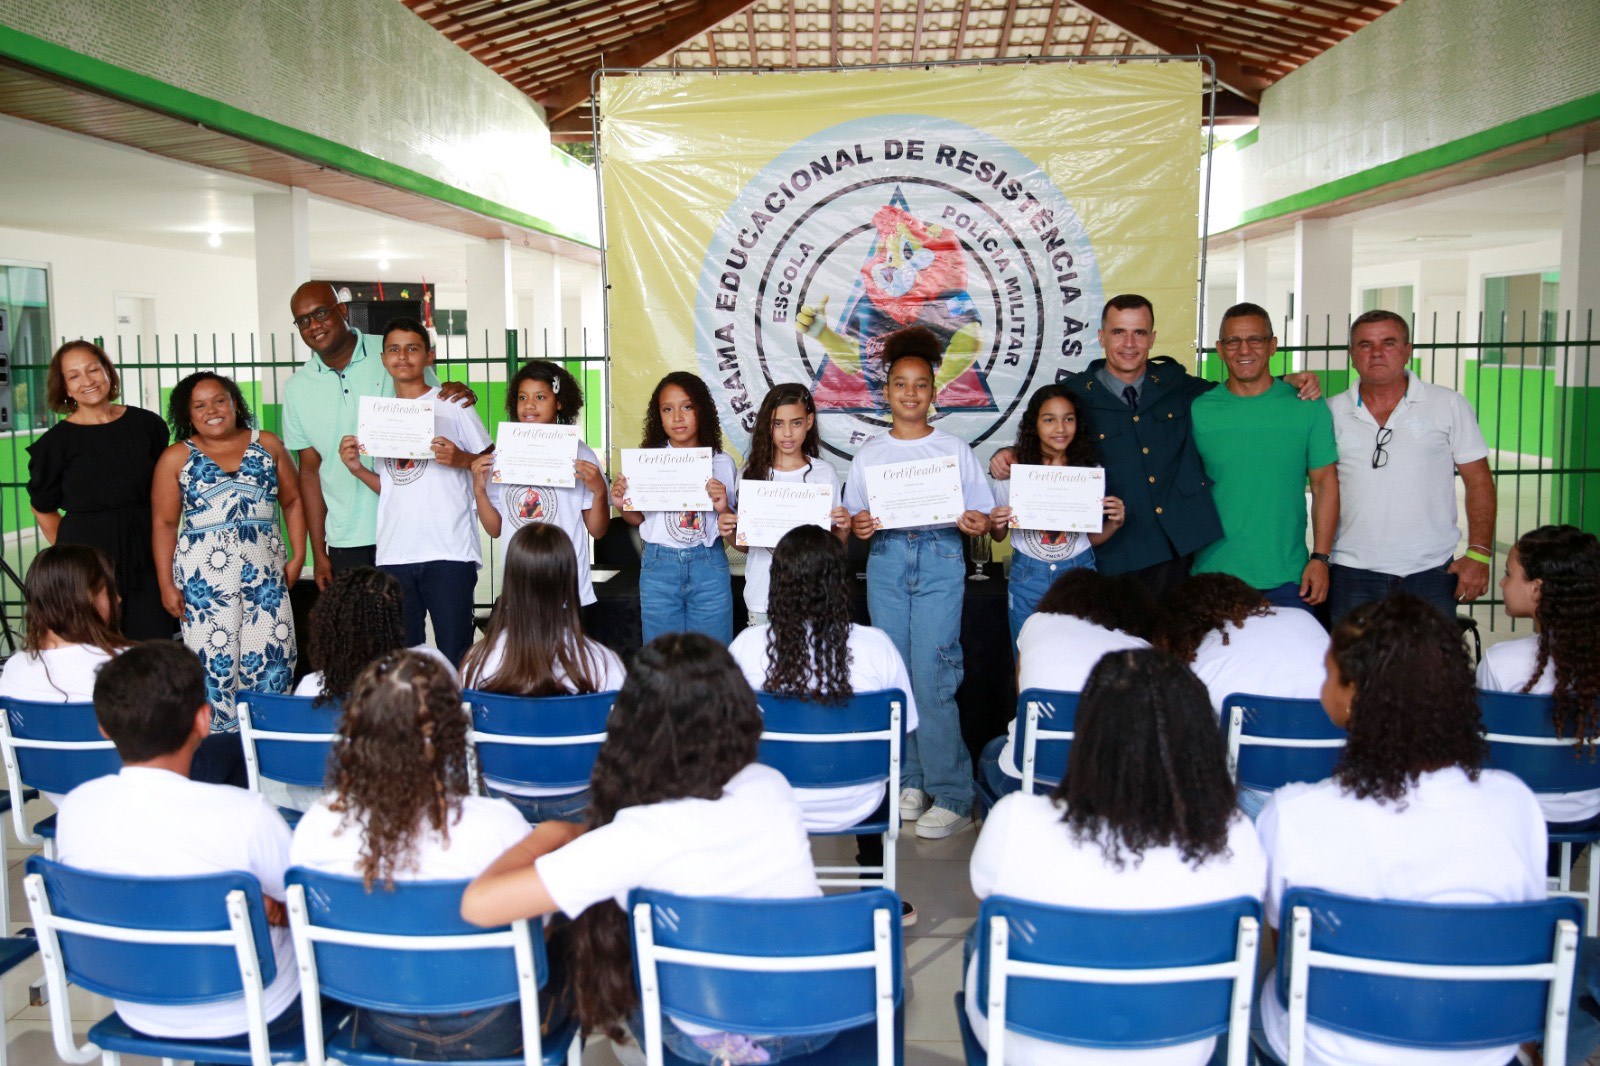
[358,1002,523,1061]
[1328,562,1457,625]
[485,784,589,825]
[381,559,478,666]
[640,543,733,646]
[1261,581,1316,614]
[867,527,971,816]
[1007,549,1095,649]
[627,1014,837,1065]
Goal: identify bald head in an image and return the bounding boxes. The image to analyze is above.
[290,281,353,362]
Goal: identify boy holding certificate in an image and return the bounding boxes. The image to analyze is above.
[843,326,993,840]
[338,318,490,665]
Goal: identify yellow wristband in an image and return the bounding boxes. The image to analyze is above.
[1464,548,1492,565]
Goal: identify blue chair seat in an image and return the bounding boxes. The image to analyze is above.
[321,1010,580,1066]
[88,1011,310,1065]
[647,1012,904,1066]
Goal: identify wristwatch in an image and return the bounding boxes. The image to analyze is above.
[1309,552,1331,564]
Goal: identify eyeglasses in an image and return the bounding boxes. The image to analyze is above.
[1219,335,1273,351]
[292,306,336,330]
[1372,426,1393,469]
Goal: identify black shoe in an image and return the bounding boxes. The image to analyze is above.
[901,899,918,927]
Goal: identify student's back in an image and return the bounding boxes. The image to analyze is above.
[1187,606,1328,717]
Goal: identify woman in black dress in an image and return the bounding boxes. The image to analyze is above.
[27,341,174,640]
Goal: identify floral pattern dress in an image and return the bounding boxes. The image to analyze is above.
[173,431,295,729]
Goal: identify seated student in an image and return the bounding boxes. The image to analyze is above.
[1257,595,1550,1066]
[296,566,455,702]
[460,523,626,823]
[965,648,1266,1065]
[0,544,128,704]
[975,569,1156,802]
[55,641,300,1039]
[290,650,532,1060]
[1477,525,1600,827]
[727,524,919,922]
[463,633,826,1065]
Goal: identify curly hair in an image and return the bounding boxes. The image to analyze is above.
[165,371,254,441]
[640,371,723,452]
[506,360,584,426]
[1160,574,1272,664]
[327,651,472,890]
[877,325,944,374]
[307,567,408,706]
[1035,569,1159,640]
[1011,384,1100,468]
[1058,648,1237,868]
[568,634,763,1040]
[743,383,821,484]
[22,545,130,680]
[1515,525,1600,751]
[461,524,606,696]
[46,340,121,413]
[762,526,853,704]
[1330,594,1486,804]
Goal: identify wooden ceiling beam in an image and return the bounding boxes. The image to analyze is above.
[831,0,841,64]
[1146,0,1343,48]
[950,0,970,60]
[912,0,926,61]
[1198,0,1364,35]
[1078,14,1099,54]
[996,0,1019,57]
[870,0,882,63]
[489,0,706,67]
[747,6,759,62]
[790,0,799,66]
[1070,0,1271,101]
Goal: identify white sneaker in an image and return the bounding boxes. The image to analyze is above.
[899,787,929,820]
[916,806,972,839]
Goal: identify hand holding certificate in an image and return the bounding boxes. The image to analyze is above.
[863,456,964,530]
[493,423,578,487]
[619,448,714,512]
[1008,465,1105,534]
[357,396,435,460]
[735,481,834,548]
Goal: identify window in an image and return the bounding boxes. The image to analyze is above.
[1361,284,1414,322]
[0,262,53,431]
[1483,272,1558,367]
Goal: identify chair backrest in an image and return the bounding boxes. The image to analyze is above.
[1016,689,1077,795]
[464,688,614,791]
[1276,888,1582,1062]
[0,697,121,795]
[971,895,1260,1065]
[629,888,903,1065]
[1222,694,1345,792]
[237,691,341,791]
[1479,690,1600,794]
[755,688,904,789]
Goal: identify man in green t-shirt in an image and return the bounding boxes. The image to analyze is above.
[1191,302,1339,612]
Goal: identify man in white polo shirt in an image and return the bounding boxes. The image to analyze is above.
[1327,310,1496,622]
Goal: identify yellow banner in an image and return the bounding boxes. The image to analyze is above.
[600,62,1201,468]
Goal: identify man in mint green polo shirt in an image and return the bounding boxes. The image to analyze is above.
[282,282,474,588]
[1192,302,1339,612]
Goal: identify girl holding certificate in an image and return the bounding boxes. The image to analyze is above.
[610,372,737,644]
[988,383,1126,649]
[471,360,610,608]
[843,326,993,840]
[716,383,849,627]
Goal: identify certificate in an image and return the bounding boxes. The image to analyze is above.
[1009,465,1105,534]
[492,423,578,487]
[357,396,434,460]
[863,456,964,530]
[735,480,833,548]
[620,448,714,512]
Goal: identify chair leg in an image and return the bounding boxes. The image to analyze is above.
[565,1038,582,1066]
[1587,845,1599,939]
[1561,843,1574,893]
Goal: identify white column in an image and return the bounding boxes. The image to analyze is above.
[1559,152,1600,386]
[466,239,515,361]
[1235,239,1270,311]
[1415,257,1469,344]
[1292,219,1354,371]
[577,269,604,361]
[520,251,563,360]
[253,189,310,365]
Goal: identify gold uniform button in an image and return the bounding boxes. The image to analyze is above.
[1155,506,1164,514]
[1098,433,1105,439]
[1168,412,1175,419]
[1148,476,1156,483]
[1132,415,1140,422]
[1141,447,1149,454]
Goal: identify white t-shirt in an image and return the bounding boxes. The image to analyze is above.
[992,477,1093,564]
[738,461,841,615]
[1257,768,1546,1066]
[965,792,1267,1066]
[842,428,995,523]
[0,644,118,806]
[56,768,301,1038]
[375,387,493,567]
[461,630,627,798]
[999,614,1149,779]
[293,644,458,697]
[1328,375,1489,576]
[487,440,605,606]
[1189,608,1330,719]
[290,793,530,882]
[727,623,920,830]
[638,446,739,550]
[1477,635,1600,822]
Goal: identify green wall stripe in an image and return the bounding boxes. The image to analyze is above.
[0,23,598,250]
[1230,127,1259,151]
[1228,89,1600,229]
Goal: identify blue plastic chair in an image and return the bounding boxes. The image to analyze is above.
[23,854,326,1066]
[283,868,580,1066]
[237,691,342,826]
[1480,688,1600,935]
[1221,693,1345,793]
[629,888,904,1066]
[1255,888,1583,1066]
[955,895,1261,1065]
[976,690,1078,819]
[0,933,40,1066]
[464,689,614,815]
[0,697,121,852]
[755,688,905,889]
